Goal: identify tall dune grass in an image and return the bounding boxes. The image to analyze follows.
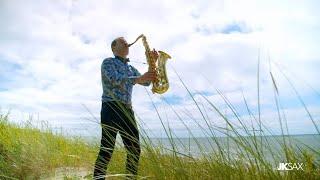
[0,59,319,179]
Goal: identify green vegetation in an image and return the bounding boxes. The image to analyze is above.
[0,110,319,179]
[1,60,319,179]
[0,114,95,179]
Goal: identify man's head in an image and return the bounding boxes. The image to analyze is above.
[111,37,129,58]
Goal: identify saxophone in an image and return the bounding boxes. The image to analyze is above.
[129,34,172,94]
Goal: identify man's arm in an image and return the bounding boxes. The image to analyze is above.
[130,65,155,86]
[134,72,153,86]
[102,59,136,86]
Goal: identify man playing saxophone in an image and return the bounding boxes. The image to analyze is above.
[93,36,158,179]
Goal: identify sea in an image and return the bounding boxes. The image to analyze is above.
[147,134,320,162]
[76,132,319,164]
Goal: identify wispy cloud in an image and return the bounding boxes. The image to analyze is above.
[0,0,319,137]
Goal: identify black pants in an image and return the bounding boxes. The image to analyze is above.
[93,101,140,180]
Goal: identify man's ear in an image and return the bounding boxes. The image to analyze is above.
[111,38,120,53]
[112,47,118,56]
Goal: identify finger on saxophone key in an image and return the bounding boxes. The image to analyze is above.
[149,49,159,59]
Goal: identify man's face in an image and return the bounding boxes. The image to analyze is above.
[116,38,129,56]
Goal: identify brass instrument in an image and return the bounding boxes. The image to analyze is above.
[129,34,171,94]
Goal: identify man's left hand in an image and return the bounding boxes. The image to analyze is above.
[149,49,159,60]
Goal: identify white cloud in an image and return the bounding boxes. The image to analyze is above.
[0,0,319,138]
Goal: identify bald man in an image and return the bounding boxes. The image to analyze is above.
[93,37,157,179]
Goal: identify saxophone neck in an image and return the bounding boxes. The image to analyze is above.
[128,34,151,52]
[141,36,151,52]
[129,34,154,70]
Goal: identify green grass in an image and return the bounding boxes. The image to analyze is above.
[1,60,320,179]
[0,112,319,180]
[0,114,95,179]
[1,103,320,180]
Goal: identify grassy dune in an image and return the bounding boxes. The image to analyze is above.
[1,61,320,179]
[1,96,320,180]
[0,113,319,179]
[0,114,95,179]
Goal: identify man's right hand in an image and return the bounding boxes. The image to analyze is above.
[136,71,157,84]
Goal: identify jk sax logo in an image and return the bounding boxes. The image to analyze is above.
[276,163,304,171]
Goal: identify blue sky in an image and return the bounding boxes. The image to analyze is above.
[0,0,319,137]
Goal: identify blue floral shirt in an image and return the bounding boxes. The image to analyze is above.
[101,56,150,104]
